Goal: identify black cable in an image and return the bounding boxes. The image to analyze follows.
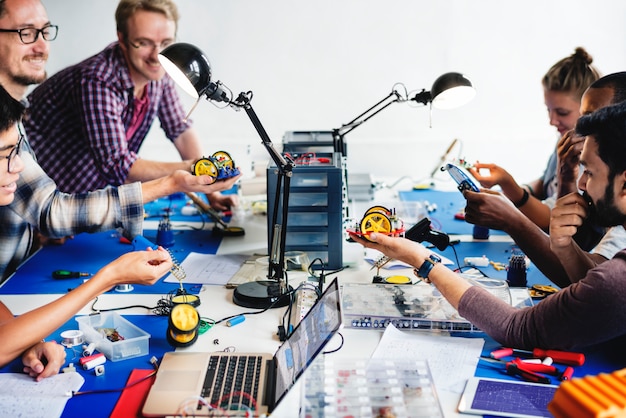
[322,332,344,354]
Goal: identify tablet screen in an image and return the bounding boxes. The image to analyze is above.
[458,377,558,418]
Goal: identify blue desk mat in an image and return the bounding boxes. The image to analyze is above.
[399,189,506,236]
[144,189,237,223]
[0,228,223,295]
[0,314,172,418]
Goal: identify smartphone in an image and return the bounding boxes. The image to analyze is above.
[458,377,558,418]
[443,163,480,193]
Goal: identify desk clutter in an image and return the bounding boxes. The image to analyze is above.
[341,282,533,332]
[303,357,444,417]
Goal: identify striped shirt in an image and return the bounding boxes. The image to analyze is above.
[24,42,191,193]
[0,133,144,281]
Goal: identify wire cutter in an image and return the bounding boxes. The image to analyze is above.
[479,357,564,384]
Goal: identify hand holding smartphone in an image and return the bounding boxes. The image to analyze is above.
[443,163,480,193]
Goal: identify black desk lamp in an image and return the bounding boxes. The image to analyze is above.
[332,73,475,156]
[159,43,293,309]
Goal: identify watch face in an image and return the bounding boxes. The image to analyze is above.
[429,254,442,263]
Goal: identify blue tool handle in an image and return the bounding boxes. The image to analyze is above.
[132,235,158,251]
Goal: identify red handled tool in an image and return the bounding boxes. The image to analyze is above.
[489,347,585,366]
[480,357,554,384]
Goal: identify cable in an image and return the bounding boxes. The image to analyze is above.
[322,332,344,354]
[72,368,157,396]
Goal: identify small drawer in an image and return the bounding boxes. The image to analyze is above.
[287,212,328,226]
[286,231,328,246]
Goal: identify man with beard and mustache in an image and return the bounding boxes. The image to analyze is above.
[23,0,237,212]
[462,72,626,288]
[350,100,626,350]
[0,0,240,280]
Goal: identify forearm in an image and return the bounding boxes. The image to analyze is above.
[126,159,190,183]
[518,197,551,231]
[551,243,599,284]
[0,275,112,366]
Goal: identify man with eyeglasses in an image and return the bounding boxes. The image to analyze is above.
[23,0,237,212]
[0,0,240,280]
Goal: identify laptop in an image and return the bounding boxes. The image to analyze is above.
[142,278,342,417]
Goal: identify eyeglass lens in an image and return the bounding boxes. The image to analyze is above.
[19,25,58,44]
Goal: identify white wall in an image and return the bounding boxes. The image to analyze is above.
[43,0,626,186]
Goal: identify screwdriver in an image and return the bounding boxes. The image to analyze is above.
[490,347,585,366]
[52,270,90,279]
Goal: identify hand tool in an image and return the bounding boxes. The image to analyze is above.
[489,347,585,366]
[480,357,554,384]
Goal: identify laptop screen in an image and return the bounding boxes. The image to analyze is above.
[273,278,342,405]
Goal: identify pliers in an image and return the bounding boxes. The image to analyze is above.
[479,356,571,384]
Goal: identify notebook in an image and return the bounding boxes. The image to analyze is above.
[142,278,342,417]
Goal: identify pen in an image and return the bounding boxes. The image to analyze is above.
[52,270,90,279]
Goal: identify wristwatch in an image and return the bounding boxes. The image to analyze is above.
[414,254,442,284]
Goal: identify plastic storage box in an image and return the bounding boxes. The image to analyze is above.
[76,312,150,361]
[267,152,344,269]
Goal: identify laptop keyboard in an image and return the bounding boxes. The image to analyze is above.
[202,355,263,411]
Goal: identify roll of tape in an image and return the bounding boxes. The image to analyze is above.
[60,330,84,347]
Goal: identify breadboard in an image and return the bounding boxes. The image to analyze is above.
[290,286,319,327]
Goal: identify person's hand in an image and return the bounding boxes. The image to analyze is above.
[21,341,66,381]
[207,192,239,211]
[557,130,585,196]
[97,248,174,288]
[463,189,517,231]
[549,192,588,250]
[468,163,516,189]
[349,231,428,267]
[169,170,242,195]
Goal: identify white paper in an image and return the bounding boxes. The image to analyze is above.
[371,324,484,393]
[0,372,84,418]
[163,252,249,285]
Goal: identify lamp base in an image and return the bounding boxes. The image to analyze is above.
[232,280,293,309]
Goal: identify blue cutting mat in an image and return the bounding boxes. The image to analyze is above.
[399,190,506,236]
[0,228,223,295]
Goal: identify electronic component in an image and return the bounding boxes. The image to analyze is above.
[190,151,240,184]
[52,270,90,279]
[442,162,480,193]
[80,352,106,370]
[167,303,200,347]
[464,256,489,267]
[226,315,245,327]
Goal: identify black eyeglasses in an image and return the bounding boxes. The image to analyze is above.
[3,127,24,173]
[0,25,58,44]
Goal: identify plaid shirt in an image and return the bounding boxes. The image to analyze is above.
[24,42,191,193]
[0,135,144,280]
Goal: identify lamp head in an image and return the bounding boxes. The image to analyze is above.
[412,72,475,109]
[158,42,212,99]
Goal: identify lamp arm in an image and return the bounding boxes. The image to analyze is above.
[232,92,293,286]
[332,89,405,155]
